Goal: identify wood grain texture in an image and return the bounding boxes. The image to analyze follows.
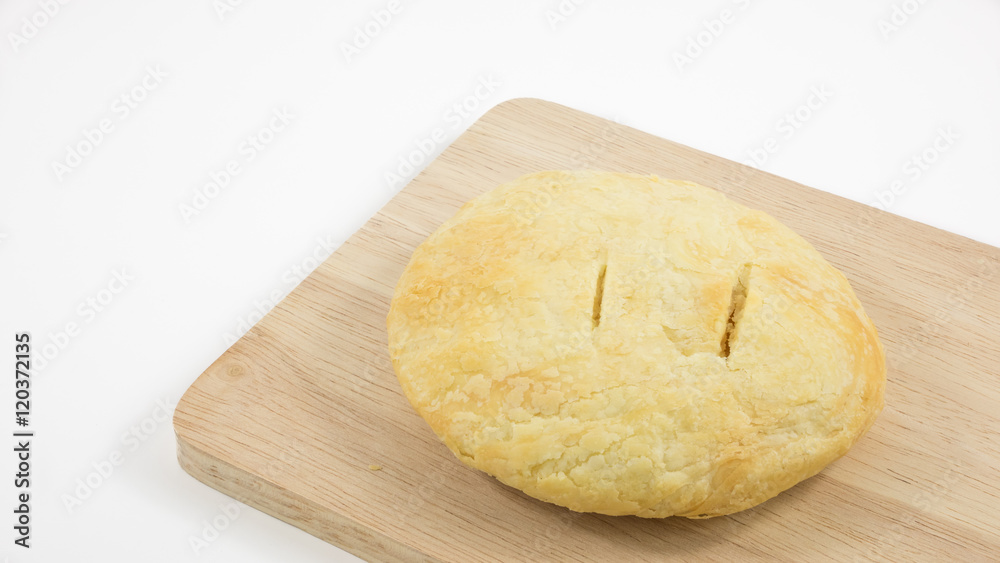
[173,98,1000,562]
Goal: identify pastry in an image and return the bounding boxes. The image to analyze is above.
[386,170,885,518]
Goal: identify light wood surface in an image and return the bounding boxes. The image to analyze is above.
[173,98,1000,562]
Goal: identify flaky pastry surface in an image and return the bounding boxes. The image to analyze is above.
[387,171,885,518]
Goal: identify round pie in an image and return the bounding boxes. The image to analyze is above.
[386,170,885,518]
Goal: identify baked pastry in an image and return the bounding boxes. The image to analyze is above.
[387,170,885,518]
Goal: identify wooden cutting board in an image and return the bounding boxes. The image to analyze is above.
[173,98,1000,562]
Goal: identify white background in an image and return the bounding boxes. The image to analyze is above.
[1,0,998,561]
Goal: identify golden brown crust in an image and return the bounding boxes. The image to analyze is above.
[387,171,885,518]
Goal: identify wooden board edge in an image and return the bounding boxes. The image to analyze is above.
[174,430,438,563]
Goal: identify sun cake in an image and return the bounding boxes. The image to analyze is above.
[387,170,885,518]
